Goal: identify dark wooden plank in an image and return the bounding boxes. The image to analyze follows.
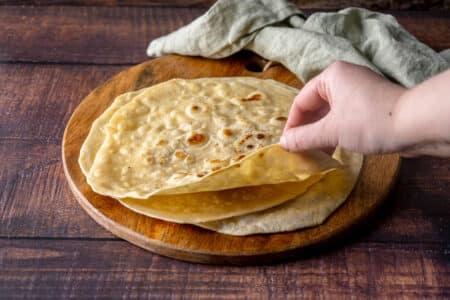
[0,63,123,140]
[0,6,204,64]
[0,6,449,65]
[0,0,447,10]
[0,239,448,299]
[362,157,450,243]
[0,63,125,239]
[0,63,449,243]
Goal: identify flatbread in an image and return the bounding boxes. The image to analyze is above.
[79,77,341,222]
[197,148,363,235]
[79,90,142,175]
[117,173,326,223]
[82,77,339,199]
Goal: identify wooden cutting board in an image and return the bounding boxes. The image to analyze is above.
[62,53,400,264]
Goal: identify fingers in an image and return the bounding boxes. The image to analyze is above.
[280,116,337,152]
[281,71,334,152]
[284,74,330,133]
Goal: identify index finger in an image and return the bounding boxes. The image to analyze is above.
[284,74,329,132]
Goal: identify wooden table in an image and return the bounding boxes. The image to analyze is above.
[1,1,449,298]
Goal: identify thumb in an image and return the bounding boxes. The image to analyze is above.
[280,117,336,152]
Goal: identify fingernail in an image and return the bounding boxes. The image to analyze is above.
[280,135,287,148]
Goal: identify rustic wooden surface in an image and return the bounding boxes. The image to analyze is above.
[62,54,400,263]
[0,0,448,10]
[1,7,450,64]
[0,2,449,299]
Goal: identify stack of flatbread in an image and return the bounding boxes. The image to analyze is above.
[79,77,362,236]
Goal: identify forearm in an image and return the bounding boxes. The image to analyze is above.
[393,69,450,156]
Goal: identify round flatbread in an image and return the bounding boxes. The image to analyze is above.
[79,77,341,223]
[82,77,339,199]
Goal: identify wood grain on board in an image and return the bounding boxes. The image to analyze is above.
[0,62,448,243]
[61,54,400,263]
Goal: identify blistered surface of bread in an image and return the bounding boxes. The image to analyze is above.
[84,77,338,199]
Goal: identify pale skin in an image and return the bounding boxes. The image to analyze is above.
[280,61,450,157]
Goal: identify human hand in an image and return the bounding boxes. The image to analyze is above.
[280,61,406,154]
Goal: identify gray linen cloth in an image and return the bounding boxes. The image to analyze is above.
[147,0,449,87]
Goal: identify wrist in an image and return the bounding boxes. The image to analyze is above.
[391,89,417,151]
[391,88,445,155]
[376,86,408,153]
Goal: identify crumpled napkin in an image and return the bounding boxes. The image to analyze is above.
[147,0,449,87]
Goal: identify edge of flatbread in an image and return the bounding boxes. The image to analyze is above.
[196,148,363,235]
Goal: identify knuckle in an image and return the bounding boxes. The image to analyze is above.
[293,130,303,151]
[328,61,349,73]
[319,119,338,148]
[285,128,303,151]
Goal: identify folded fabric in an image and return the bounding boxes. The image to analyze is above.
[147,0,449,87]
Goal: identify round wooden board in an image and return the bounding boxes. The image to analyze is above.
[62,54,400,265]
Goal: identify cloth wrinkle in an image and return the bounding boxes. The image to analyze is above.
[147,0,449,87]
